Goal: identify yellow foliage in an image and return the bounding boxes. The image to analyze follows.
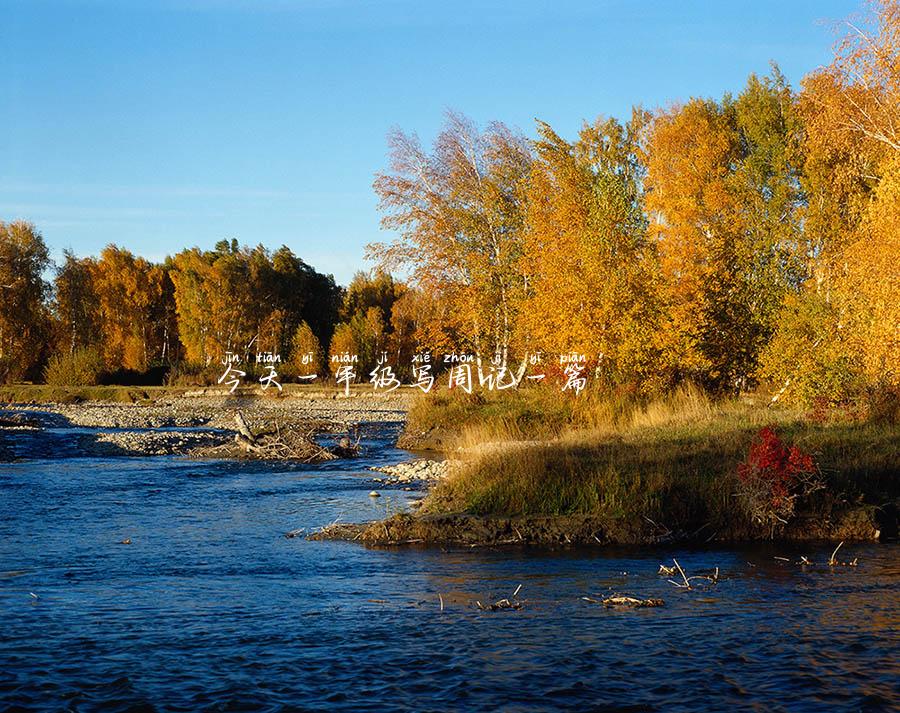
[838,155,900,385]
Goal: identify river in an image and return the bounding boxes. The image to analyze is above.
[1,423,897,711]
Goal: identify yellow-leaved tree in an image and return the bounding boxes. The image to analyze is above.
[0,220,50,382]
[520,110,663,389]
[646,68,807,391]
[838,154,900,386]
[92,245,169,372]
[369,111,532,369]
[762,1,899,402]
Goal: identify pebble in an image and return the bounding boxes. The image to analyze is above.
[369,459,458,483]
[13,394,409,430]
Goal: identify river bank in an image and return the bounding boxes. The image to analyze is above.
[323,386,900,547]
[311,502,891,546]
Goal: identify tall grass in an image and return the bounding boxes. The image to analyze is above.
[413,384,899,531]
[409,381,721,449]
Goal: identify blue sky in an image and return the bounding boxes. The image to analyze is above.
[2,0,857,284]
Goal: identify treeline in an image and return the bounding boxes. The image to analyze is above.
[0,221,422,386]
[369,1,899,404]
[0,231,345,385]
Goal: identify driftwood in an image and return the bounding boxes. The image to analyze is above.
[476,584,524,611]
[777,541,859,567]
[476,598,523,611]
[662,558,720,589]
[307,521,366,541]
[229,410,342,462]
[582,595,665,608]
[234,412,254,440]
[827,541,859,566]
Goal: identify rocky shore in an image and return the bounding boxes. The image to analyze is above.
[86,429,232,457]
[0,392,410,460]
[25,394,409,429]
[369,458,459,484]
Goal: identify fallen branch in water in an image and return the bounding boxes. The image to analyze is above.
[308,518,364,542]
[476,584,525,612]
[827,541,857,566]
[663,558,720,589]
[476,598,523,611]
[670,558,692,589]
[643,516,674,542]
[582,595,665,608]
[774,542,859,567]
[229,410,342,462]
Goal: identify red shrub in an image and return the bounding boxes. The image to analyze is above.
[736,426,821,529]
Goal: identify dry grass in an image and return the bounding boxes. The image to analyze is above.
[412,384,899,534]
[0,384,159,403]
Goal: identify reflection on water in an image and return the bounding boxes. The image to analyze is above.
[1,424,897,711]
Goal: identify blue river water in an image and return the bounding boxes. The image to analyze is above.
[1,424,898,712]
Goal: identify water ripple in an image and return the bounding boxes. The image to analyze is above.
[0,424,897,711]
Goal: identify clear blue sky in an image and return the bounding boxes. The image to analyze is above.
[2,0,857,284]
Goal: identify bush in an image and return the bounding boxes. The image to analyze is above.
[43,347,105,386]
[736,426,823,531]
[864,385,900,425]
[759,292,862,406]
[165,362,222,387]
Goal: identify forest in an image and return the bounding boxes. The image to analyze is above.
[1,1,897,407]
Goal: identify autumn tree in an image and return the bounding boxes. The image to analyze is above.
[646,68,806,390]
[828,0,900,153]
[169,240,340,370]
[170,240,263,365]
[0,221,51,382]
[290,320,324,377]
[250,244,335,358]
[52,250,101,357]
[91,245,172,372]
[759,291,860,404]
[715,68,806,388]
[328,270,411,374]
[836,154,900,386]
[795,4,897,292]
[521,110,663,387]
[328,322,361,378]
[387,286,427,377]
[645,98,738,383]
[370,111,532,367]
[764,1,899,401]
[820,1,899,387]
